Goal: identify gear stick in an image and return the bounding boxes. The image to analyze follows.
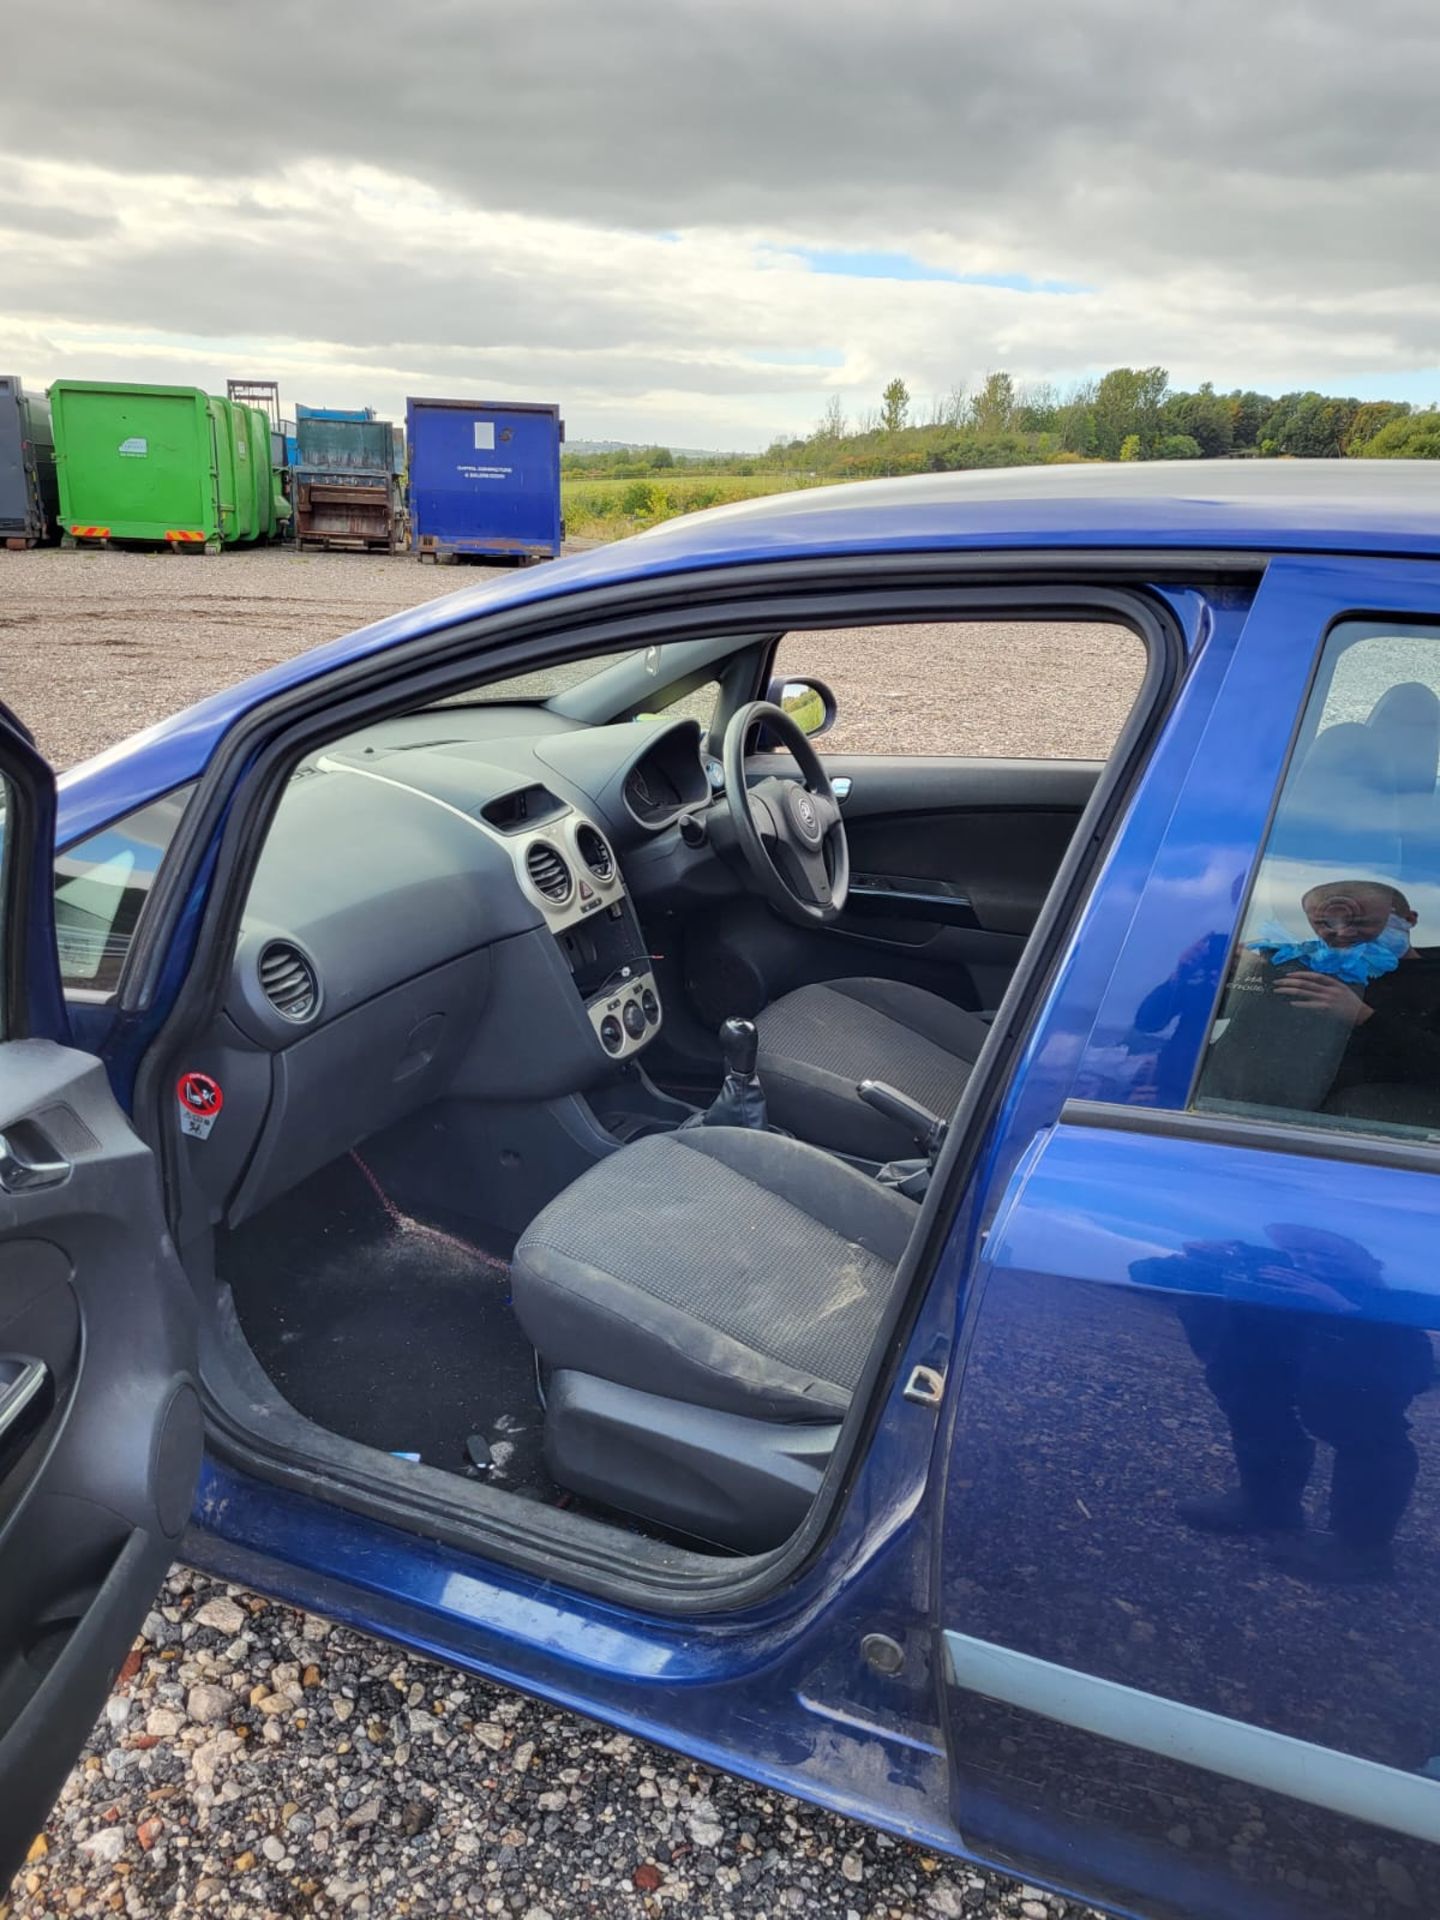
[700,1017,769,1129]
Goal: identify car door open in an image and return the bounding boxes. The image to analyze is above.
[0,712,201,1890]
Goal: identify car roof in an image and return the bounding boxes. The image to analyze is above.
[55,459,1440,841]
[649,457,1440,540]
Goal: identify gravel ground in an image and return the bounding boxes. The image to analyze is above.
[0,544,1121,1920]
[11,1569,1105,1920]
[0,547,528,769]
[774,623,1143,763]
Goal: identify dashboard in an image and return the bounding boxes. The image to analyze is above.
[186,708,726,1228]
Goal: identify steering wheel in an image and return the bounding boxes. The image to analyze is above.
[722,701,849,927]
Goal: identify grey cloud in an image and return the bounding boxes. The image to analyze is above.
[3,231,736,358]
[3,0,1439,298]
[4,0,1440,442]
[0,201,112,239]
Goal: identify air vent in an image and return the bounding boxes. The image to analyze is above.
[575,823,615,882]
[525,840,573,904]
[258,941,319,1021]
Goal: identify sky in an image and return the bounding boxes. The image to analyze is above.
[3,1,1440,451]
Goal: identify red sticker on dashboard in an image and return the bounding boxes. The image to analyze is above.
[177,1071,224,1140]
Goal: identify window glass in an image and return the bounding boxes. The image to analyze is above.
[771,621,1146,759]
[637,677,721,734]
[1193,620,1440,1141]
[54,786,193,992]
[430,646,644,706]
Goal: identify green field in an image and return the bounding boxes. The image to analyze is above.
[562,470,833,539]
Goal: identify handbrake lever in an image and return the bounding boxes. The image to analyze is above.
[857,1079,948,1158]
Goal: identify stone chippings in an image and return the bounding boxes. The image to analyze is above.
[9,1568,1105,1920]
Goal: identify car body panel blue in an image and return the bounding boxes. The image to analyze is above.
[931,552,1440,1917]
[942,1118,1440,1916]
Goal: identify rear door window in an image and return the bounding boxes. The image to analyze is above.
[1193,618,1440,1140]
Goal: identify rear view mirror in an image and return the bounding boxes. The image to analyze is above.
[765,676,837,739]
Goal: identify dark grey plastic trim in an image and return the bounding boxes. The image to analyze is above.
[945,1630,1440,1846]
[1060,1096,1440,1177]
[545,1370,838,1553]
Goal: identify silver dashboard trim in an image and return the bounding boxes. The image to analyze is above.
[586,969,662,1061]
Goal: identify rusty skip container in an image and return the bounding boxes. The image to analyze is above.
[0,375,58,547]
[291,404,404,551]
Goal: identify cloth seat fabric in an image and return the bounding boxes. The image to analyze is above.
[511,1125,915,1424]
[752,976,988,1159]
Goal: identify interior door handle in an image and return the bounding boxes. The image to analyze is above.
[0,1357,48,1443]
[0,1130,71,1193]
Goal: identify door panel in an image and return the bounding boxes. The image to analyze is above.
[817,754,1101,952]
[0,719,201,1889]
[0,1045,202,1887]
[939,1112,1440,1919]
[926,562,1440,1917]
[683,755,1101,1030]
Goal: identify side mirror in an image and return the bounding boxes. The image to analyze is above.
[763,675,837,741]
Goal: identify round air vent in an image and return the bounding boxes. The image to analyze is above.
[525,840,573,905]
[258,941,320,1022]
[575,823,615,883]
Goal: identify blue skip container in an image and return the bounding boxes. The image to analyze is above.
[406,397,564,563]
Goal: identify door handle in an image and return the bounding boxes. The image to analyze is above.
[0,1130,71,1193]
[0,1357,48,1444]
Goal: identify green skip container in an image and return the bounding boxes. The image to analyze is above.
[50,381,275,551]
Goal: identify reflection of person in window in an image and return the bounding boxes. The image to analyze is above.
[1203,880,1440,1126]
[1132,1226,1434,1583]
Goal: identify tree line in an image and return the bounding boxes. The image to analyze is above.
[781,370,1440,475]
[562,368,1440,480]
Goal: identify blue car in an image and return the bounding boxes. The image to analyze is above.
[3,463,1440,1918]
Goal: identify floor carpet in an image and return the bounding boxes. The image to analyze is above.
[217,1152,555,1499]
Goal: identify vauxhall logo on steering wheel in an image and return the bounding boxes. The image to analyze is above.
[792,791,821,840]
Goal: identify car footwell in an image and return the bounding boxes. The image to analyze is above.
[216,1151,555,1501]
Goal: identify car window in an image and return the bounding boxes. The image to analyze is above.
[430,645,645,706]
[54,786,194,993]
[1193,618,1440,1142]
[637,676,721,734]
[770,620,1145,758]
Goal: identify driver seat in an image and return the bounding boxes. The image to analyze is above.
[752,976,989,1160]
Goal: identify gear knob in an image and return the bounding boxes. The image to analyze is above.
[719,1017,759,1079]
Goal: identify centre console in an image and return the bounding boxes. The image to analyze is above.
[553,906,661,1060]
[504,805,662,1062]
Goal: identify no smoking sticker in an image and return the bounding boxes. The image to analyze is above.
[177,1071,224,1141]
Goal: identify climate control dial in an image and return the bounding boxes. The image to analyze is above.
[586,971,663,1061]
